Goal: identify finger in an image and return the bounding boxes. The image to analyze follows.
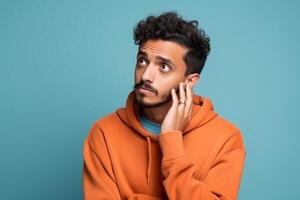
[188,83,194,112]
[179,82,186,104]
[167,89,178,121]
[177,82,186,124]
[171,88,179,105]
[185,82,193,120]
[178,82,186,110]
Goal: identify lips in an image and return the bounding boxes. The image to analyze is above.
[137,87,155,94]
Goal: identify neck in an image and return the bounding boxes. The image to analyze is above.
[140,100,172,124]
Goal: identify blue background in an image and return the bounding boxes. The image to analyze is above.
[0,0,299,199]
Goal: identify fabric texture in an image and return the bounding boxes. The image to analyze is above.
[139,113,161,134]
[83,90,246,200]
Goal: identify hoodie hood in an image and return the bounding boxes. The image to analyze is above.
[116,90,218,184]
[116,90,218,138]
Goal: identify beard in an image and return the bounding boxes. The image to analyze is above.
[135,91,172,108]
[133,80,180,108]
[134,87,180,108]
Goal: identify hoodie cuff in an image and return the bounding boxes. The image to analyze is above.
[158,131,186,161]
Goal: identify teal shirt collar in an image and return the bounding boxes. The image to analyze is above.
[139,113,161,134]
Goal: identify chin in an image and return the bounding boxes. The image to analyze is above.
[135,95,156,106]
[135,94,170,108]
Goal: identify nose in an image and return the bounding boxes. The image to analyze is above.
[141,64,155,83]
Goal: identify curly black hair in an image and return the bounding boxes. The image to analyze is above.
[133,11,210,76]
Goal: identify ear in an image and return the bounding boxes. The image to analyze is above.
[184,73,200,87]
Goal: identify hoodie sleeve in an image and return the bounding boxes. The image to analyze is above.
[83,124,122,200]
[158,130,246,200]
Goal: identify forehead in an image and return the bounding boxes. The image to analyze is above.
[139,39,188,67]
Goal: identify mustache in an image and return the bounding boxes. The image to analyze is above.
[133,81,158,95]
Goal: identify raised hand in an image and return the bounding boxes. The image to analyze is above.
[161,82,194,133]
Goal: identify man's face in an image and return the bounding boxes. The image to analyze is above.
[134,39,188,107]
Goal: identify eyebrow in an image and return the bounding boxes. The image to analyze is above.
[137,50,177,68]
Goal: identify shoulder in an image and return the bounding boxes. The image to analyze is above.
[86,111,120,142]
[207,115,245,150]
[93,112,121,129]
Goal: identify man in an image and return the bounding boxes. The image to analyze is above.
[83,12,246,200]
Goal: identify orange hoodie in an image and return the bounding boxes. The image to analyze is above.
[83,91,246,200]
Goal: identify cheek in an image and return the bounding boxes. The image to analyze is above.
[163,76,181,88]
[157,79,179,94]
[135,69,142,82]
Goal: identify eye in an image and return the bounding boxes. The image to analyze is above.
[160,63,171,73]
[137,57,147,66]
